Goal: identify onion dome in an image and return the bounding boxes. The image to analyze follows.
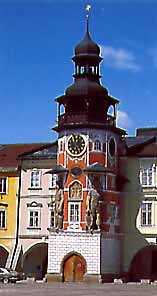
[74,20,100,59]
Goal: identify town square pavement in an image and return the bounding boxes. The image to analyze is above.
[1,282,157,296]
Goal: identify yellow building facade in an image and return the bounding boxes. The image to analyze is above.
[0,170,19,267]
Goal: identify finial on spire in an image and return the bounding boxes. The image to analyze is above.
[85,4,91,33]
[85,4,91,18]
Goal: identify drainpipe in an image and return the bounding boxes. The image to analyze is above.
[10,160,22,270]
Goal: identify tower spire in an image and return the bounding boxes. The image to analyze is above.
[85,4,91,34]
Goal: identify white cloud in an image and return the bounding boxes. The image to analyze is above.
[100,45,141,72]
[116,110,132,129]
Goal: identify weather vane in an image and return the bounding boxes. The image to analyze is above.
[85,4,92,19]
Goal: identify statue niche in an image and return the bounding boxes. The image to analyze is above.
[69,181,82,200]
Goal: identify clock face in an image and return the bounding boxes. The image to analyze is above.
[67,134,86,156]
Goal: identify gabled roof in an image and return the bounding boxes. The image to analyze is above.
[0,143,51,170]
[126,136,156,156]
[126,136,155,148]
[19,142,57,160]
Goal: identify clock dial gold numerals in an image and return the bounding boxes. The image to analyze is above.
[67,134,86,156]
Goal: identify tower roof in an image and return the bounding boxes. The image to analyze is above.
[74,18,100,58]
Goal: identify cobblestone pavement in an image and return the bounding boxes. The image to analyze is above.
[0,282,157,296]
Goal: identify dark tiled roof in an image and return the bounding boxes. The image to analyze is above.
[0,143,52,168]
[125,136,155,148]
[46,165,68,174]
[20,142,57,159]
[84,163,113,173]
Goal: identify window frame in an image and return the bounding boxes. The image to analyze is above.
[0,177,7,194]
[93,139,102,152]
[69,202,80,224]
[30,170,41,189]
[140,163,156,187]
[28,208,41,229]
[0,209,6,229]
[140,201,152,227]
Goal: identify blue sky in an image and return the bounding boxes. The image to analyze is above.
[0,0,157,143]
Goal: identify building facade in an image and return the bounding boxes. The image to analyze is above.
[0,144,45,269]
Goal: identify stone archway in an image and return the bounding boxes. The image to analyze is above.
[23,243,48,280]
[63,253,86,282]
[0,246,9,267]
[129,245,157,281]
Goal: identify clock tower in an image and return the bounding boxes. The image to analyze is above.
[47,14,126,283]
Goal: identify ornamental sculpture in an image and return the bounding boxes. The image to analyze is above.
[55,185,64,230]
[86,187,100,231]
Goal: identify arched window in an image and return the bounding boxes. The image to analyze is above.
[94,140,101,151]
[60,141,63,152]
[69,181,82,200]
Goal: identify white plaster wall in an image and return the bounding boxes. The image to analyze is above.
[19,196,51,236]
[101,238,120,273]
[48,232,100,275]
[21,168,52,197]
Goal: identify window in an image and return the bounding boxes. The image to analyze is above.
[50,209,55,228]
[100,175,107,191]
[29,210,40,228]
[141,202,152,226]
[30,171,40,188]
[142,168,152,186]
[60,141,63,152]
[52,174,58,188]
[0,177,7,194]
[0,210,6,228]
[69,203,80,223]
[108,138,116,158]
[94,140,101,151]
[140,164,156,187]
[107,203,117,224]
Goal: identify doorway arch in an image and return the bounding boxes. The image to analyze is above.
[62,252,86,282]
[129,245,157,281]
[23,242,48,280]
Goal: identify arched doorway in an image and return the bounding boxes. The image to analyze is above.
[63,253,86,282]
[129,246,157,281]
[0,246,8,267]
[23,243,48,280]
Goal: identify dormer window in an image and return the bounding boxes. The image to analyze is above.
[94,140,101,151]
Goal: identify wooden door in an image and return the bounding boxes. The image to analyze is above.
[63,255,86,282]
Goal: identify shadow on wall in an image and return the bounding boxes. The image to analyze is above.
[18,243,48,280]
[0,246,9,267]
[119,157,149,281]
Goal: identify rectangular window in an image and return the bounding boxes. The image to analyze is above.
[30,171,40,188]
[141,167,154,186]
[100,175,106,191]
[52,174,58,188]
[70,203,79,223]
[50,209,55,228]
[29,210,39,228]
[0,210,6,228]
[0,177,7,194]
[141,202,152,226]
